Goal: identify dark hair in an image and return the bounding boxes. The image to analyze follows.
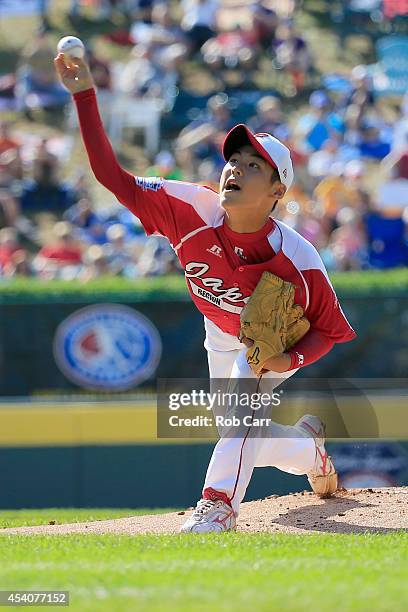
[270,168,280,213]
[271,168,280,212]
[270,167,280,182]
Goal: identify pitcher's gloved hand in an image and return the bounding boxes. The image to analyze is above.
[239,272,310,376]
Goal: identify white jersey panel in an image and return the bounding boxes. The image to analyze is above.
[267,224,283,253]
[164,181,224,227]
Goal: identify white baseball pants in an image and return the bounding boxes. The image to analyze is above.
[203,317,315,515]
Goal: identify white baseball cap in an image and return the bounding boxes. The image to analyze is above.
[222,124,294,190]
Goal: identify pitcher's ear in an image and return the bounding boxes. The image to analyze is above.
[269,180,286,199]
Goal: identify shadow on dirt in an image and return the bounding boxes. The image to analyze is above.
[270,493,407,534]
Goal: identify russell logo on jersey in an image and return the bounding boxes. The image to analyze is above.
[206,244,223,258]
[206,244,247,261]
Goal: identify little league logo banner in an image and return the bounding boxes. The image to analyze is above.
[53,304,162,391]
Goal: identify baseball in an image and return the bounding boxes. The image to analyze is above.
[57,36,85,59]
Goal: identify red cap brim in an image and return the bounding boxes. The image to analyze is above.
[222,124,278,170]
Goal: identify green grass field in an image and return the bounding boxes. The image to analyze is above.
[0,508,177,530]
[0,510,407,612]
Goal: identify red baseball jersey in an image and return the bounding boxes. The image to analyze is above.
[74,89,356,369]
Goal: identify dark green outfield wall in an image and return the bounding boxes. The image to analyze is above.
[0,301,207,395]
[0,444,310,509]
[0,271,408,394]
[1,442,407,510]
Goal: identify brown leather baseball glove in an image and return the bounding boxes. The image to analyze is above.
[239,271,310,376]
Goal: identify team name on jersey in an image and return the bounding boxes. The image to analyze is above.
[185,262,244,303]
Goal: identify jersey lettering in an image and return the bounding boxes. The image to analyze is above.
[185,262,244,302]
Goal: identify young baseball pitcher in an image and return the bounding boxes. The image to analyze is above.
[55,52,356,533]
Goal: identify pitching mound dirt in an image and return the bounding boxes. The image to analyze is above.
[2,488,407,536]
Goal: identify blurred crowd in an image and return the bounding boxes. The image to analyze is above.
[0,0,407,280]
[0,125,180,279]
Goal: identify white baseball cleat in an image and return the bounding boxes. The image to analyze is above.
[295,414,338,498]
[180,498,237,533]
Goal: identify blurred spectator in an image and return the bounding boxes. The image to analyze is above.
[0,190,20,229]
[87,46,112,92]
[94,0,117,21]
[155,43,186,109]
[314,159,368,222]
[358,120,391,160]
[176,94,234,175]
[15,29,70,114]
[203,94,234,132]
[33,221,82,279]
[81,221,108,245]
[271,20,312,93]
[64,197,104,233]
[0,123,23,189]
[66,169,91,202]
[281,205,324,249]
[20,140,75,215]
[64,196,110,246]
[69,0,122,22]
[0,227,27,275]
[118,31,185,106]
[0,122,21,156]
[146,150,185,180]
[105,223,139,276]
[343,65,375,123]
[137,236,178,276]
[117,44,163,97]
[130,2,187,63]
[307,139,340,184]
[364,207,408,268]
[0,149,23,191]
[38,0,51,31]
[343,159,369,204]
[378,151,408,216]
[69,0,81,21]
[295,90,344,153]
[325,207,367,271]
[201,24,259,80]
[127,0,155,22]
[250,3,278,50]
[248,96,287,136]
[81,244,112,281]
[0,72,17,112]
[112,207,148,249]
[181,0,220,55]
[391,91,408,154]
[2,249,33,278]
[33,138,59,174]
